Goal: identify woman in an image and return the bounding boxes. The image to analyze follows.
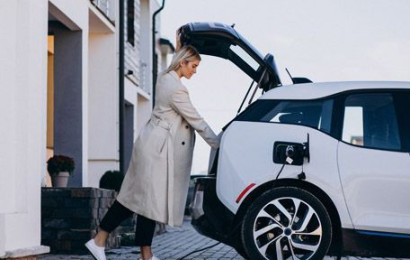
[85,45,219,260]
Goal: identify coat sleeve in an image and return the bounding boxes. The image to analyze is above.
[170,85,220,149]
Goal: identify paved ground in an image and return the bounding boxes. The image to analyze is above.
[38,220,409,260]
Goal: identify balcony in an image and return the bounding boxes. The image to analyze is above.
[90,0,115,24]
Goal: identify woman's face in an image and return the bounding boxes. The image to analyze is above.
[179,59,200,79]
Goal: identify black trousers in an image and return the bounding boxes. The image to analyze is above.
[99,200,156,246]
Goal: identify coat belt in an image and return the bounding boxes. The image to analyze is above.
[150,115,172,130]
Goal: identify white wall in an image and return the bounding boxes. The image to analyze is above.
[139,0,153,94]
[49,0,87,30]
[0,0,164,256]
[86,0,160,187]
[0,0,20,216]
[135,0,157,135]
[124,0,141,86]
[0,0,49,256]
[88,32,119,187]
[124,78,139,134]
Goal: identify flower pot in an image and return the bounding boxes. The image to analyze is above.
[51,171,70,188]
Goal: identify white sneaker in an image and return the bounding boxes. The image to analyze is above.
[85,239,106,260]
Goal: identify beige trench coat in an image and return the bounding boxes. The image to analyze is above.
[117,71,219,227]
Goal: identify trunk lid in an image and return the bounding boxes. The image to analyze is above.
[179,22,281,91]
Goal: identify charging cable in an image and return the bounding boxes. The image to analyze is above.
[275,162,286,180]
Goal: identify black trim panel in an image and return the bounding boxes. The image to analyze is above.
[190,177,236,245]
[394,92,410,152]
[342,228,410,257]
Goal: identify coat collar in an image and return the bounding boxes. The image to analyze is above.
[169,70,180,81]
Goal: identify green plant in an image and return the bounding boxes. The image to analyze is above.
[47,155,75,176]
[99,170,124,192]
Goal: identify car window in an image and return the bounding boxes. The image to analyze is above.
[342,93,401,150]
[229,45,260,71]
[394,92,410,152]
[260,99,333,133]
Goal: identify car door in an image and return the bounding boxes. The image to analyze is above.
[216,98,347,215]
[337,91,410,234]
[179,22,281,92]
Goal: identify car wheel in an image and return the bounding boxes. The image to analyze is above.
[241,187,332,260]
[234,244,248,259]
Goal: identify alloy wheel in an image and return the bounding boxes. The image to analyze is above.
[242,187,332,260]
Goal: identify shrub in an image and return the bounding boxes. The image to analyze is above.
[47,155,75,176]
[99,170,124,192]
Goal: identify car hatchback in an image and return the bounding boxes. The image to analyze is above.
[179,22,410,260]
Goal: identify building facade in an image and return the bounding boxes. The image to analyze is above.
[0,0,171,258]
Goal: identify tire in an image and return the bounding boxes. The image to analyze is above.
[241,187,332,260]
[234,244,248,259]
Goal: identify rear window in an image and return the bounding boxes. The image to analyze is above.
[235,99,333,134]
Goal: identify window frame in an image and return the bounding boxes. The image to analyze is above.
[392,91,410,152]
[126,0,135,47]
[233,98,335,136]
[231,88,410,150]
[336,89,406,152]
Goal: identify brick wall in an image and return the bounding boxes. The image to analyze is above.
[41,188,121,254]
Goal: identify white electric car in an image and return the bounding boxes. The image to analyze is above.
[180,22,410,260]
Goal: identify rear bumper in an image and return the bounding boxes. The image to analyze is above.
[190,176,236,245]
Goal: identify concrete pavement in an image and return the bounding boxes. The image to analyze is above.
[38,220,410,260]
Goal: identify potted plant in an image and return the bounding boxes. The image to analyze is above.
[47,155,75,188]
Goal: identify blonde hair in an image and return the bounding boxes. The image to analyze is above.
[165,45,201,73]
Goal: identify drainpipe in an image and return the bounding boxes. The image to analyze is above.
[119,0,125,175]
[152,0,165,108]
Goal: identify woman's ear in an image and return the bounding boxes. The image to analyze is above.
[179,60,187,67]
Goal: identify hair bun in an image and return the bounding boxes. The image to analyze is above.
[178,25,191,46]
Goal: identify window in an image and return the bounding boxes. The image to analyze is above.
[127,0,135,46]
[229,45,259,71]
[261,99,333,133]
[342,93,401,150]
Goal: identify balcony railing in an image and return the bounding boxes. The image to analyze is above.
[90,0,115,23]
